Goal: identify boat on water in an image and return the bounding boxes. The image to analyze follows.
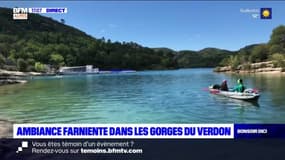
[209,85,260,101]
[59,65,136,75]
[59,65,99,75]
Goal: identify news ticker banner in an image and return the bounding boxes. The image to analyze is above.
[2,139,285,160]
[12,124,285,139]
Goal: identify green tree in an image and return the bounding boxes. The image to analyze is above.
[219,57,229,66]
[250,45,269,62]
[50,53,65,69]
[27,58,35,66]
[65,54,76,66]
[271,53,285,67]
[228,55,240,70]
[17,58,28,71]
[269,25,285,48]
[6,56,16,66]
[34,62,46,72]
[269,44,284,54]
[0,54,5,67]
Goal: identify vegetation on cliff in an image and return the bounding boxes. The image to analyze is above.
[217,25,285,72]
[0,7,231,72]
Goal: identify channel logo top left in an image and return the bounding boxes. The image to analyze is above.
[13,8,28,20]
[13,7,68,20]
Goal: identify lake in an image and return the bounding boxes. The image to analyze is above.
[0,68,284,123]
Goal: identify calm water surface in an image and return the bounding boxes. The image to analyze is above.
[0,68,284,123]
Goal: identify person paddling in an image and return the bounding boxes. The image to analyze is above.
[233,79,245,92]
[220,80,228,91]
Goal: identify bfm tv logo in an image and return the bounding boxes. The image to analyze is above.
[13,8,28,20]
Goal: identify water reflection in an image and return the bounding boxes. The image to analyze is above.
[0,69,284,123]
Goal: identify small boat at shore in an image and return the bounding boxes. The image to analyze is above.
[209,85,260,101]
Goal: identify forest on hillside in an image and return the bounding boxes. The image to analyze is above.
[218,25,285,70]
[3,7,283,73]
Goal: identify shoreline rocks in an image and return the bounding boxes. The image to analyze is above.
[214,61,285,74]
[0,69,55,86]
[0,79,27,86]
[0,70,29,86]
[0,69,43,77]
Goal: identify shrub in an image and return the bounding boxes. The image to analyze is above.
[50,53,65,69]
[34,62,46,72]
[271,53,285,67]
[250,45,269,63]
[3,65,17,71]
[242,63,251,70]
[26,65,35,72]
[17,58,28,72]
[27,58,35,66]
[6,56,16,66]
[228,56,240,70]
[0,54,5,67]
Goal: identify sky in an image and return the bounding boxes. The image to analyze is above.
[1,1,285,51]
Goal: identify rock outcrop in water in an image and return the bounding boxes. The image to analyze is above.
[0,70,31,85]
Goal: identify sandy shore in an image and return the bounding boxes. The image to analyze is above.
[0,119,13,138]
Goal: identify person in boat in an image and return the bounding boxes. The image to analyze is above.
[212,84,220,89]
[233,79,245,92]
[220,80,228,91]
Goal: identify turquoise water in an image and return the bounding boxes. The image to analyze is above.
[0,68,285,123]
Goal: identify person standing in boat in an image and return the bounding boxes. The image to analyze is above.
[233,79,245,92]
[220,80,228,91]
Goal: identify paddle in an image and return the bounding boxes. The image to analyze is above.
[202,88,209,91]
[202,88,220,94]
